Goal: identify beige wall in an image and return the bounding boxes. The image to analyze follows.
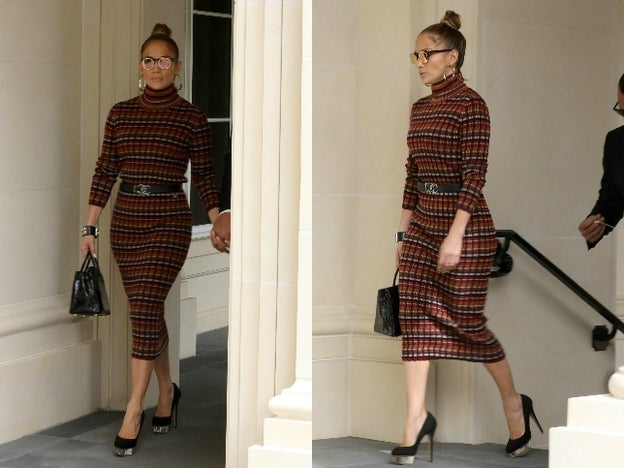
[313,0,620,447]
[0,1,81,303]
[0,0,102,444]
[473,0,618,446]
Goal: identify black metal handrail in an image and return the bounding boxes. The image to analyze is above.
[492,229,624,351]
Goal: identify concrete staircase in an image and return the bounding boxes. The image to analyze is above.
[550,394,624,468]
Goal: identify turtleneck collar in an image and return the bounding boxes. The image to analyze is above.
[430,73,464,99]
[139,84,181,109]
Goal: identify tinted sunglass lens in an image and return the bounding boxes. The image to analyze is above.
[158,57,172,69]
[410,51,429,65]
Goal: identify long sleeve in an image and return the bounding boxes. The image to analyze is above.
[401,75,490,216]
[189,113,220,214]
[587,130,624,248]
[89,108,121,207]
[402,103,420,211]
[457,98,490,214]
[87,89,221,216]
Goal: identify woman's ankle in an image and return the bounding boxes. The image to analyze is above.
[125,399,144,416]
[158,381,174,395]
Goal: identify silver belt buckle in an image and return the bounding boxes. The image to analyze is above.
[134,184,150,196]
[423,182,438,195]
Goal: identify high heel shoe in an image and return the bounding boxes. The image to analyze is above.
[114,411,145,457]
[391,412,437,465]
[152,382,181,433]
[506,394,544,457]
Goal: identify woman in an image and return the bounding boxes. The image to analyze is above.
[578,73,624,246]
[392,11,542,464]
[81,24,227,456]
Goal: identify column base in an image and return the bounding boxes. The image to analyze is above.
[248,379,312,467]
[248,444,311,468]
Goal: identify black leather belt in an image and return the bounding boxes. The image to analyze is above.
[120,182,182,196]
[417,181,461,195]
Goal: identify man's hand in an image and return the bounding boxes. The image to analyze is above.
[579,214,606,244]
[211,211,231,253]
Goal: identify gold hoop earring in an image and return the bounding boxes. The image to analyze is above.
[174,74,183,91]
[443,66,455,80]
[138,76,146,91]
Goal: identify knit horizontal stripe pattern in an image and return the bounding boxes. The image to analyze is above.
[399,74,503,363]
[89,84,219,213]
[111,193,192,359]
[88,85,219,360]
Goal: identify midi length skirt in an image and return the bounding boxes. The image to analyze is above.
[111,191,192,360]
[398,192,504,362]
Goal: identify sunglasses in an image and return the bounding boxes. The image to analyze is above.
[410,49,452,65]
[141,56,178,70]
[614,102,624,118]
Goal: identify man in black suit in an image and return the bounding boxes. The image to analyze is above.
[579,73,624,248]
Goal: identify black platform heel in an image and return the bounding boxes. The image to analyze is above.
[114,411,145,457]
[152,382,181,433]
[506,394,544,457]
[391,412,437,465]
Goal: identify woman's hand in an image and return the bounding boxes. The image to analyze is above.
[579,214,606,244]
[80,235,97,257]
[437,233,462,273]
[80,205,103,257]
[395,241,403,269]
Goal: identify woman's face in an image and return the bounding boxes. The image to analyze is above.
[140,40,181,90]
[413,34,457,86]
[617,87,624,112]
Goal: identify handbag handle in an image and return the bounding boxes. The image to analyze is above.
[80,252,101,273]
[393,268,399,286]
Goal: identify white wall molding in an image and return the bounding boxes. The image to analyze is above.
[0,296,99,444]
[0,294,74,338]
[312,307,353,336]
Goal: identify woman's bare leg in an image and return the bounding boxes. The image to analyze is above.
[400,360,431,446]
[483,358,524,439]
[117,344,176,439]
[153,345,174,417]
[117,358,153,438]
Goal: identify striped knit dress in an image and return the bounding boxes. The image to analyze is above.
[398,73,504,363]
[89,85,219,360]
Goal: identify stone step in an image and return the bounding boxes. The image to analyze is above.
[550,425,624,468]
[549,394,624,468]
[566,394,624,432]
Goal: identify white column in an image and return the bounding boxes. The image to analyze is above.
[228,0,311,467]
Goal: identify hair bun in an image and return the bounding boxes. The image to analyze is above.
[151,23,172,37]
[441,10,461,30]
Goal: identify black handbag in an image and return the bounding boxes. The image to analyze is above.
[69,253,111,316]
[374,269,401,337]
